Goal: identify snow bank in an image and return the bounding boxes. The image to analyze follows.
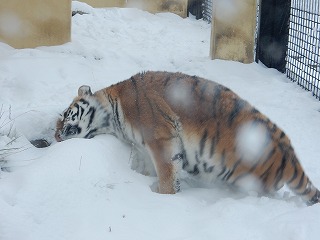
[0,2,319,239]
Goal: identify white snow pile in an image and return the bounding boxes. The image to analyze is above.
[0,2,320,239]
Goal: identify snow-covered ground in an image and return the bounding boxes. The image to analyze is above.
[1,2,320,240]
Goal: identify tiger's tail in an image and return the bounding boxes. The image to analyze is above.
[285,148,320,205]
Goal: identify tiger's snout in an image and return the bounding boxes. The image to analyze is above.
[55,131,62,142]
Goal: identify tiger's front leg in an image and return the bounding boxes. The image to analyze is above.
[147,139,182,194]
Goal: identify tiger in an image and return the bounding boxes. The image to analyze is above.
[55,71,320,205]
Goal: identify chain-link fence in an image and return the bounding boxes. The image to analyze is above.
[202,0,213,23]
[286,0,320,99]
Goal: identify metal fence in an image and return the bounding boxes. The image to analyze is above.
[202,0,213,23]
[188,0,320,100]
[286,0,320,99]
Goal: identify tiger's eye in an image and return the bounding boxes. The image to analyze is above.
[68,126,78,135]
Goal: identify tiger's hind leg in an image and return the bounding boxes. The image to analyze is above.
[146,139,183,194]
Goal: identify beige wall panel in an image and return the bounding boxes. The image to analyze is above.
[80,0,126,8]
[80,0,188,17]
[210,0,257,63]
[128,0,188,17]
[0,0,71,49]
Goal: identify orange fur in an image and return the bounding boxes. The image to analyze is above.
[56,71,320,205]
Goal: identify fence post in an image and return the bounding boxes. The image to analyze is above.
[210,0,257,63]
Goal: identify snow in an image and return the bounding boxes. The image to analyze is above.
[1,2,320,239]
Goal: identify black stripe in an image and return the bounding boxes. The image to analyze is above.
[143,92,156,123]
[209,136,216,158]
[212,86,222,118]
[165,76,184,89]
[228,99,246,127]
[84,128,97,139]
[232,159,262,185]
[225,159,243,182]
[164,76,171,87]
[199,81,208,101]
[102,113,111,128]
[153,102,177,126]
[203,163,214,173]
[130,77,140,120]
[114,98,126,139]
[293,172,305,190]
[191,76,200,92]
[254,117,269,126]
[287,159,298,184]
[188,164,200,175]
[199,129,208,156]
[224,170,235,182]
[108,95,123,136]
[251,108,260,115]
[222,171,230,181]
[79,99,89,106]
[182,157,189,169]
[297,182,312,196]
[63,109,69,118]
[258,163,275,191]
[195,152,201,163]
[180,147,188,169]
[262,147,276,166]
[114,99,120,127]
[269,123,277,133]
[71,104,80,121]
[79,106,85,120]
[172,153,184,161]
[217,151,227,177]
[260,163,275,181]
[274,155,287,188]
[217,166,227,178]
[86,107,95,129]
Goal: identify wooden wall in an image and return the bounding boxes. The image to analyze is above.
[80,0,188,17]
[0,0,71,49]
[210,0,257,63]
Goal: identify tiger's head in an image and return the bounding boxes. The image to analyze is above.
[55,85,110,142]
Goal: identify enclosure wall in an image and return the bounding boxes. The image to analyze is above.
[79,0,126,7]
[210,0,257,63]
[0,0,71,49]
[80,0,188,17]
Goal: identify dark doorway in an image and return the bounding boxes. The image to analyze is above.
[256,0,291,73]
[187,0,203,20]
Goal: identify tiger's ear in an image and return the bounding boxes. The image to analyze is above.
[78,85,92,96]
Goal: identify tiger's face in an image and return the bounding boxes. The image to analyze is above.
[55,85,109,142]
